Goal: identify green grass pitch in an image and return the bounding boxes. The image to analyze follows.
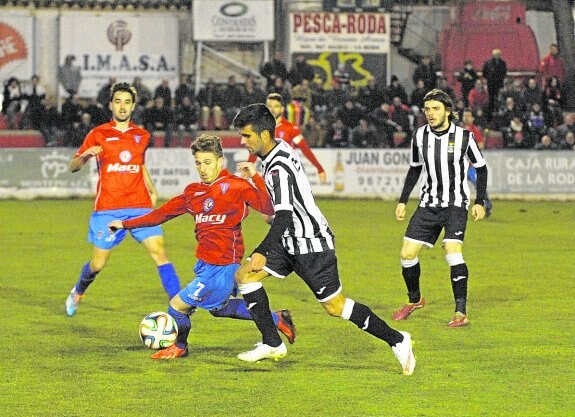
[1,199,573,416]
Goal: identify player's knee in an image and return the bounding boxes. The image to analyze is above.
[234,265,250,284]
[90,259,106,273]
[322,295,345,317]
[400,250,418,261]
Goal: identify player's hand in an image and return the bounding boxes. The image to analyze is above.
[250,252,267,272]
[471,204,486,221]
[237,162,257,178]
[261,214,275,224]
[108,220,124,233]
[318,171,327,184]
[395,203,407,221]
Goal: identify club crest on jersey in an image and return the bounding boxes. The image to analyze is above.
[133,135,142,144]
[447,142,455,153]
[203,197,215,212]
[119,150,132,163]
[220,183,229,194]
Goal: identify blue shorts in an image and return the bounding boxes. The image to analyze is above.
[89,208,163,250]
[178,260,239,311]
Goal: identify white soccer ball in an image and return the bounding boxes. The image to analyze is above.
[139,311,178,350]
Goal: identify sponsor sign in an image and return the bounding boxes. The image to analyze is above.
[0,16,34,82]
[193,0,274,41]
[59,12,179,98]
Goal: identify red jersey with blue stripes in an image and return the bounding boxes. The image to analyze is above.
[75,121,152,211]
[122,169,274,265]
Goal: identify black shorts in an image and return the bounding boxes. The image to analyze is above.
[262,247,342,302]
[405,206,469,247]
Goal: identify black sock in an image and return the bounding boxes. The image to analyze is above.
[402,262,421,303]
[242,287,282,347]
[349,302,403,347]
[450,263,468,314]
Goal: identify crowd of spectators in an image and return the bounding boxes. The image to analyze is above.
[1,46,574,150]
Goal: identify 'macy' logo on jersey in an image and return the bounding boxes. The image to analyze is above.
[195,213,226,224]
[107,163,140,173]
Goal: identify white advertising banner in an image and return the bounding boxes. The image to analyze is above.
[193,0,274,41]
[0,13,34,84]
[59,12,179,98]
[289,12,390,53]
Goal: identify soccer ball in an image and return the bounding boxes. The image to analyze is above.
[139,311,178,350]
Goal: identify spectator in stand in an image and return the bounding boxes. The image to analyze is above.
[174,94,200,147]
[473,107,489,131]
[68,112,94,148]
[311,77,329,120]
[390,96,412,147]
[285,98,311,128]
[357,75,383,113]
[558,131,575,150]
[511,78,527,111]
[291,78,313,110]
[555,114,575,142]
[383,75,409,105]
[260,50,288,90]
[301,115,325,148]
[96,77,117,107]
[144,96,173,147]
[58,55,82,97]
[85,97,109,126]
[410,79,429,115]
[534,134,557,150]
[132,77,152,107]
[454,98,466,122]
[522,77,544,111]
[351,118,378,148]
[288,54,315,87]
[412,55,437,91]
[482,48,507,120]
[325,117,351,148]
[467,78,489,114]
[456,60,478,106]
[267,76,291,102]
[61,94,83,132]
[525,102,549,143]
[333,62,351,92]
[327,81,348,117]
[221,75,245,128]
[543,76,563,128]
[369,102,398,148]
[494,96,522,132]
[538,43,565,89]
[174,74,195,107]
[504,116,529,148]
[154,79,173,107]
[40,95,63,146]
[197,78,224,130]
[437,77,456,103]
[241,76,266,106]
[336,97,364,131]
[2,77,22,127]
[22,75,46,130]
[496,78,519,113]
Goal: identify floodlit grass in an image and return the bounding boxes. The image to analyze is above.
[1,199,573,416]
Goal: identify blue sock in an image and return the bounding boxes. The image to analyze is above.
[75,261,98,294]
[168,305,190,349]
[210,298,279,325]
[158,263,181,299]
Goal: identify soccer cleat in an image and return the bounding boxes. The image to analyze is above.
[391,297,426,321]
[391,331,416,376]
[65,287,85,316]
[150,344,189,360]
[448,312,470,327]
[237,342,287,362]
[276,309,296,344]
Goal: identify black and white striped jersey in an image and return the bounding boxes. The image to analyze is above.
[410,123,486,208]
[261,140,334,255]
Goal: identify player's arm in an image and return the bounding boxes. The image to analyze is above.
[293,135,327,183]
[246,153,258,164]
[237,162,275,216]
[69,146,102,172]
[467,133,488,221]
[396,165,422,221]
[108,194,188,232]
[142,166,158,207]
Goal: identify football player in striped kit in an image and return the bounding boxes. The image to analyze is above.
[232,104,415,375]
[393,89,488,327]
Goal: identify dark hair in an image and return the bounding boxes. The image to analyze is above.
[191,134,223,158]
[232,103,276,136]
[110,82,137,103]
[423,88,457,121]
[266,93,284,106]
